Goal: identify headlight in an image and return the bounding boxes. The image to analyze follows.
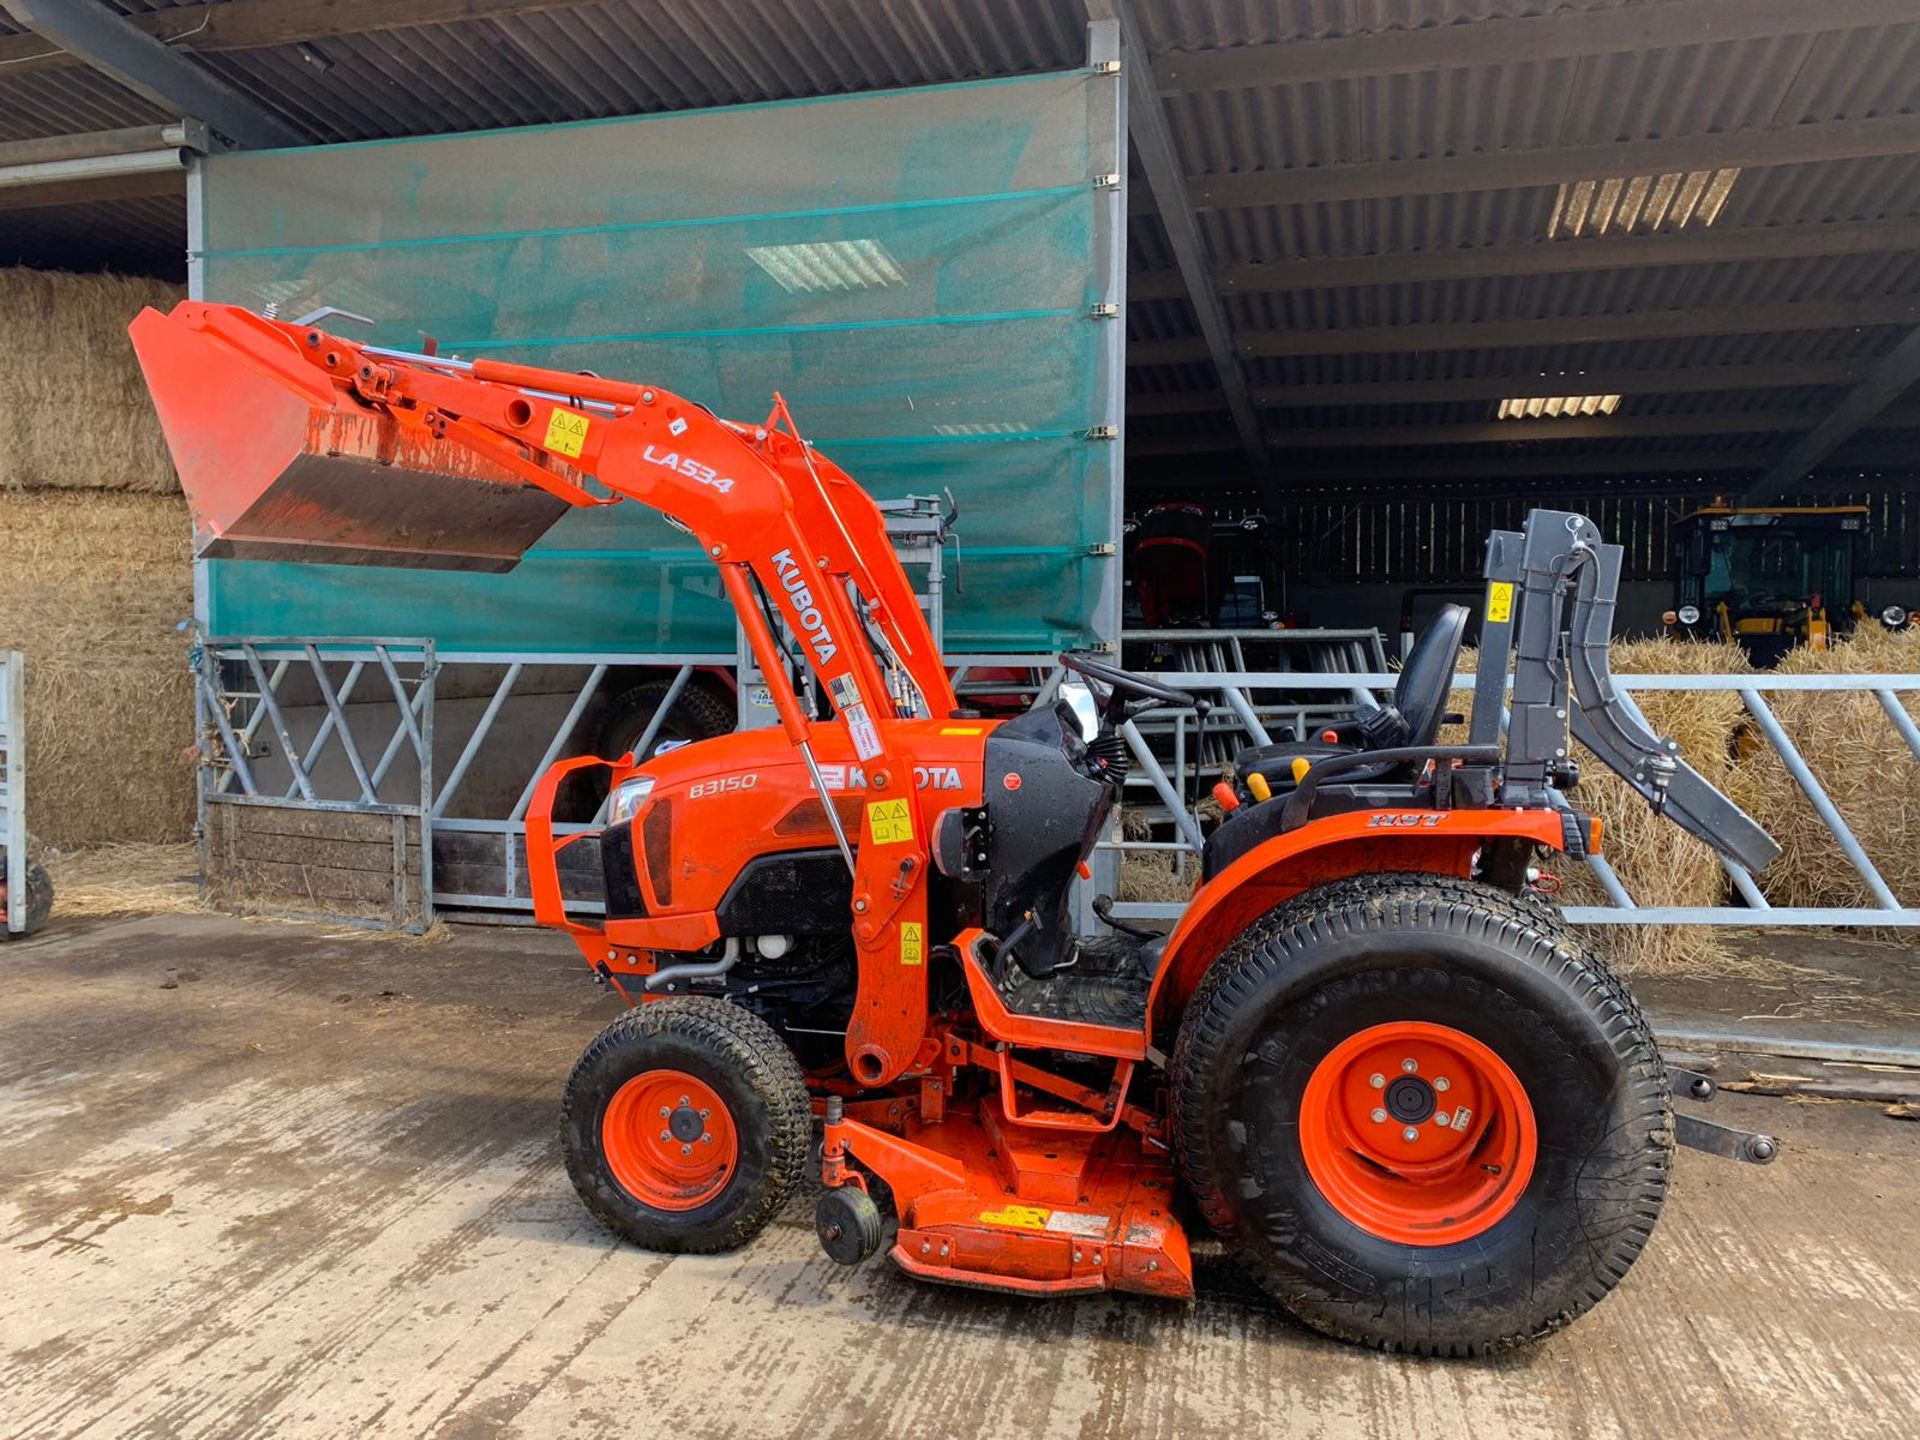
[1882,604,1909,628]
[1059,680,1101,743]
[1676,604,1702,626]
[608,775,655,824]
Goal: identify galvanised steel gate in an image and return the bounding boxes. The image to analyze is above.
[1103,667,1920,929]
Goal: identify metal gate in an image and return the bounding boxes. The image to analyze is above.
[1102,666,1920,929]
[192,638,437,930]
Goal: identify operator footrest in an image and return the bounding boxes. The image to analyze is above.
[995,935,1151,1029]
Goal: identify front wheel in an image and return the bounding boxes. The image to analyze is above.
[1171,873,1671,1355]
[563,997,811,1254]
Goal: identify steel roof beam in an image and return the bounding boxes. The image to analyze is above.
[1744,328,1920,501]
[1126,217,1920,301]
[0,0,602,76]
[1130,113,1920,216]
[1125,441,1919,478]
[0,0,304,149]
[1129,298,1920,366]
[1156,0,1920,93]
[1127,361,1875,414]
[1101,0,1270,497]
[1266,408,1920,449]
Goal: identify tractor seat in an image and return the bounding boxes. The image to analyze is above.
[1230,602,1471,797]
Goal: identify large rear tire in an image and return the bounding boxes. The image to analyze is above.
[1171,872,1670,1355]
[563,997,811,1254]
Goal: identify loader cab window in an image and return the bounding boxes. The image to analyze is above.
[1698,527,1852,614]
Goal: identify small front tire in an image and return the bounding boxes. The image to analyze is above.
[563,996,811,1254]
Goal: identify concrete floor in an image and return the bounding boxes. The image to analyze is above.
[2,914,1916,1440]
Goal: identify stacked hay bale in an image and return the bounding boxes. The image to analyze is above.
[0,269,195,849]
[1729,625,1920,912]
[1450,637,1754,972]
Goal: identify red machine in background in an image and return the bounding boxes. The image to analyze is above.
[132,301,1780,1355]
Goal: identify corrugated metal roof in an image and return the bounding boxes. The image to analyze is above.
[1,0,1918,490]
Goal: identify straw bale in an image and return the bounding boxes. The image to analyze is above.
[43,842,200,918]
[1450,638,1755,973]
[0,490,196,847]
[1729,626,1920,911]
[0,268,183,494]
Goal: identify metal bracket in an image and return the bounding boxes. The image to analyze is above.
[1094,59,1122,75]
[1675,1112,1779,1165]
[1093,172,1122,189]
[1086,424,1119,441]
[1087,542,1117,556]
[1089,302,1119,319]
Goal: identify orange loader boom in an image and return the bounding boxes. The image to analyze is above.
[130,301,955,1083]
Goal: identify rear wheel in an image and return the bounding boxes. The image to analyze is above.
[1171,872,1670,1355]
[563,996,810,1253]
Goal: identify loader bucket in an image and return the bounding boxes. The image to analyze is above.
[129,306,571,572]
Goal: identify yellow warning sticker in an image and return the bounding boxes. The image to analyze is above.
[979,1204,1050,1231]
[544,408,591,458]
[939,726,984,736]
[1486,580,1515,624]
[899,922,924,966]
[866,798,914,845]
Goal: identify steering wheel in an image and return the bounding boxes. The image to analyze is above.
[1060,652,1199,709]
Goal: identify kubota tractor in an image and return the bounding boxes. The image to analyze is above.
[132,302,1781,1355]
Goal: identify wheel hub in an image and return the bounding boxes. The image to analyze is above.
[600,1069,738,1211]
[1299,1021,1538,1246]
[1384,1075,1435,1124]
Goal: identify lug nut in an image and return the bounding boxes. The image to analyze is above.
[1371,1108,1387,1124]
[699,1109,710,1119]
[658,1106,670,1118]
[1402,1126,1419,1142]
[659,1130,671,1142]
[1401,1058,1418,1073]
[681,1144,692,1155]
[679,1095,690,1107]
[1434,1076,1451,1092]
[1369,1073,1385,1089]
[1434,1111,1451,1127]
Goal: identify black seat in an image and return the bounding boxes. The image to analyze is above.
[1230,603,1471,795]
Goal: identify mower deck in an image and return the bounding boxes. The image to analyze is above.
[839,1100,1193,1299]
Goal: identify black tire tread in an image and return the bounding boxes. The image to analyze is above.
[595,679,735,761]
[1170,871,1671,1357]
[563,996,811,1254]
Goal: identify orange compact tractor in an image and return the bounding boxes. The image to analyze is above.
[133,303,1781,1354]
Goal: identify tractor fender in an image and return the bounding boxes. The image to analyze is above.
[1143,808,1569,1042]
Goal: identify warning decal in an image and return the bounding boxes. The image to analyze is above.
[866,798,914,845]
[1044,1211,1111,1239]
[899,922,924,966]
[544,408,591,458]
[845,702,883,761]
[1485,581,1514,624]
[979,1205,1050,1231]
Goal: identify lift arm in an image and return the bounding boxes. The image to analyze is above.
[130,300,957,1083]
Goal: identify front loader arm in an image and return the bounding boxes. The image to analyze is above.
[132,300,955,1084]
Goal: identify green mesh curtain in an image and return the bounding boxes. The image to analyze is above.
[194,69,1124,655]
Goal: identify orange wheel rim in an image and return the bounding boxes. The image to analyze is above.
[601,1069,738,1212]
[1298,1021,1537,1246]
